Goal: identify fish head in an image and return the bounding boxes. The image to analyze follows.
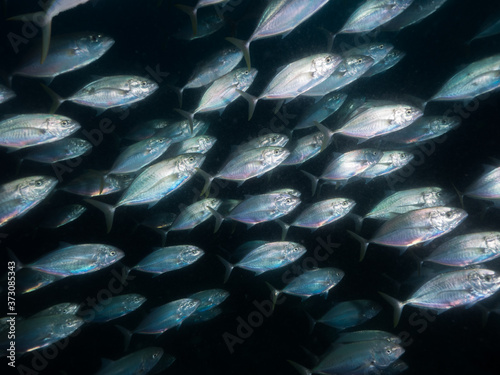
[68,138,92,155]
[422,187,453,207]
[284,242,307,260]
[393,105,423,126]
[366,42,394,61]
[62,315,85,331]
[98,245,125,265]
[331,198,356,215]
[429,207,468,232]
[312,54,342,78]
[484,233,500,252]
[258,133,289,148]
[429,116,461,133]
[180,246,204,263]
[469,269,500,296]
[364,301,382,318]
[146,137,170,154]
[128,77,159,98]
[179,298,201,316]
[275,194,301,213]
[143,347,164,365]
[197,135,217,152]
[323,92,347,109]
[389,151,414,167]
[178,153,206,172]
[206,198,222,210]
[20,176,58,201]
[235,67,258,88]
[47,115,81,137]
[79,32,115,55]
[377,344,405,366]
[125,294,147,309]
[326,267,345,284]
[361,149,384,165]
[345,55,375,76]
[261,147,290,166]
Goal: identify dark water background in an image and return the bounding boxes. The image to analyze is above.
[1,0,500,374]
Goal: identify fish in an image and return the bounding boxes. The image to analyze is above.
[218,241,307,282]
[430,54,500,101]
[469,14,500,43]
[132,245,204,276]
[175,0,229,37]
[281,131,328,166]
[364,49,406,77]
[30,302,80,318]
[380,268,500,326]
[83,293,146,323]
[268,267,345,303]
[166,199,223,236]
[173,11,225,41]
[336,0,414,36]
[106,136,172,175]
[133,298,200,335]
[60,172,136,197]
[343,42,395,66]
[384,0,449,31]
[164,135,217,158]
[8,0,93,63]
[302,149,383,194]
[358,150,414,180]
[199,146,290,196]
[12,243,124,277]
[381,115,461,144]
[0,176,58,227]
[0,84,16,104]
[16,269,64,294]
[293,92,348,131]
[22,137,92,164]
[315,299,382,330]
[226,0,331,69]
[0,114,80,149]
[176,67,258,130]
[464,166,500,205]
[335,330,402,345]
[232,133,289,155]
[238,54,342,119]
[349,206,468,261]
[85,154,206,232]
[278,198,356,239]
[0,314,84,354]
[12,32,114,84]
[46,75,159,114]
[188,289,230,312]
[424,232,500,267]
[39,203,87,228]
[170,46,243,107]
[94,347,164,375]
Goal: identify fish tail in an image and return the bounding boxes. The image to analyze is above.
[197,168,215,197]
[216,255,234,283]
[350,213,364,233]
[175,4,198,38]
[313,121,334,151]
[207,206,224,233]
[154,228,169,247]
[84,199,116,233]
[7,248,24,271]
[225,37,251,70]
[346,230,369,261]
[40,83,64,113]
[276,219,291,241]
[166,84,184,108]
[301,170,319,196]
[235,89,258,120]
[114,324,133,352]
[451,182,464,209]
[287,360,312,375]
[265,281,281,313]
[378,291,406,327]
[304,310,317,334]
[174,108,194,134]
[318,26,335,52]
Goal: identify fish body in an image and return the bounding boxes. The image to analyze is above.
[169,198,222,232]
[359,150,414,179]
[23,137,91,163]
[132,245,204,275]
[290,198,355,228]
[39,204,86,228]
[364,49,406,77]
[465,166,500,203]
[61,172,135,197]
[294,92,348,131]
[188,289,230,312]
[382,115,460,144]
[86,293,146,323]
[317,300,382,330]
[94,347,164,375]
[385,0,449,31]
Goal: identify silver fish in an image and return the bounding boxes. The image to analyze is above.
[83,293,146,323]
[188,289,230,312]
[167,198,222,235]
[176,0,229,37]
[60,172,136,197]
[0,176,57,227]
[384,0,449,31]
[364,49,406,77]
[316,300,382,330]
[132,245,204,275]
[233,133,289,155]
[226,0,331,69]
[380,268,500,326]
[381,115,460,144]
[359,150,414,179]
[94,347,164,375]
[23,137,91,164]
[30,302,80,318]
[464,166,500,205]
[39,203,86,228]
[0,114,80,149]
[0,84,15,104]
[165,135,217,158]
[293,92,348,131]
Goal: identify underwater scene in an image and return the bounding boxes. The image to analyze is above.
[1,0,500,374]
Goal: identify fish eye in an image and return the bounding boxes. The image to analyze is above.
[110,251,116,256]
[274,149,280,154]
[386,349,392,354]
[406,109,412,115]
[61,120,69,126]
[342,200,349,206]
[446,211,454,218]
[326,56,332,63]
[141,81,147,86]
[158,139,164,143]
[400,153,407,158]
[35,180,43,187]
[372,151,379,155]
[271,137,277,142]
[357,58,363,63]
[379,44,384,49]
[485,275,493,282]
[436,192,442,196]
[189,156,195,162]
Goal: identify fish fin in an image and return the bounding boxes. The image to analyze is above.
[94,108,107,116]
[175,4,198,38]
[276,219,291,240]
[40,20,52,64]
[84,199,116,233]
[304,310,316,334]
[7,248,24,271]
[451,182,465,209]
[313,121,333,151]
[476,303,490,327]
[40,83,64,113]
[166,84,184,108]
[265,281,281,312]
[349,213,364,233]
[225,37,251,70]
[236,89,258,120]
[154,229,169,247]
[114,324,132,352]
[216,255,234,283]
[273,99,284,114]
[301,170,319,196]
[287,360,312,375]
[346,230,369,261]
[378,291,406,327]
[197,168,215,197]
[174,108,194,134]
[207,206,224,233]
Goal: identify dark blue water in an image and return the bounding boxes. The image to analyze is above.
[1,0,500,374]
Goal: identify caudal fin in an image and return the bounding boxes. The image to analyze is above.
[226,37,251,70]
[313,121,334,151]
[216,255,234,283]
[84,199,116,233]
[346,230,369,261]
[40,83,65,113]
[174,108,194,134]
[8,12,49,63]
[207,206,224,233]
[301,170,319,196]
[287,360,312,375]
[175,4,198,38]
[378,291,406,327]
[197,168,215,197]
[235,89,258,120]
[166,84,185,108]
[265,282,282,313]
[276,219,291,240]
